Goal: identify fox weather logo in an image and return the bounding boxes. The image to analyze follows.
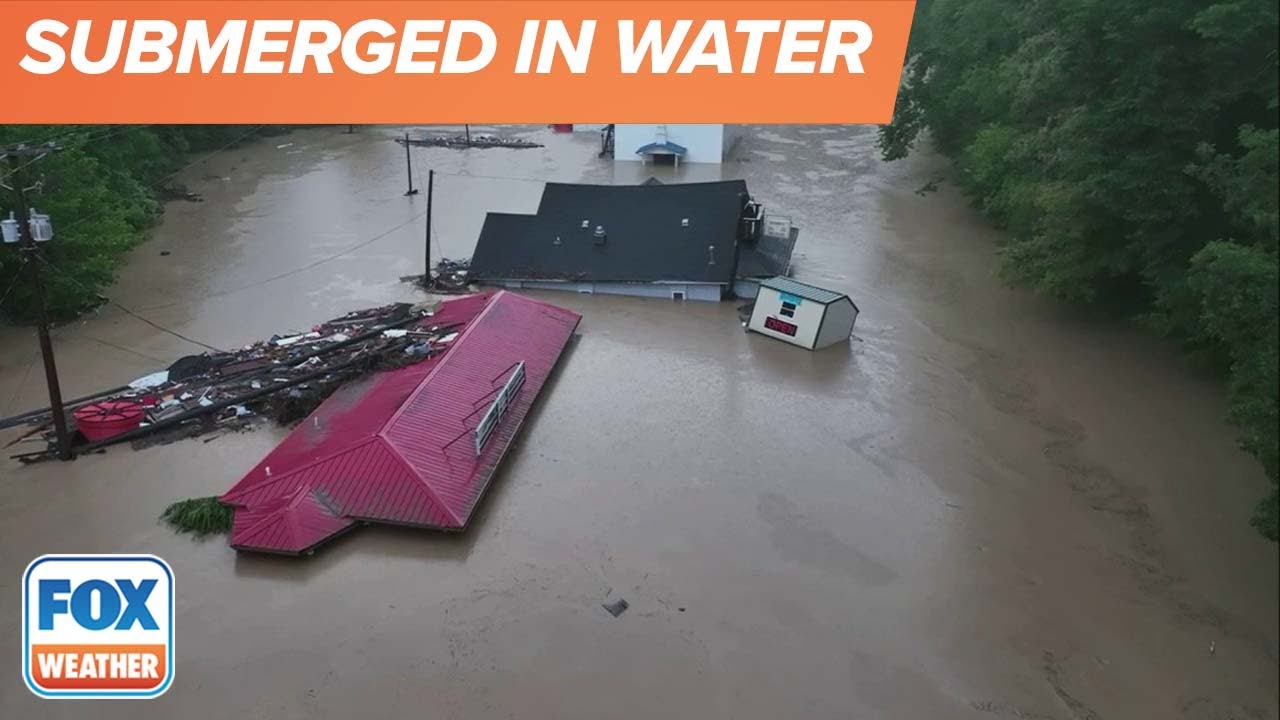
[22,555,175,699]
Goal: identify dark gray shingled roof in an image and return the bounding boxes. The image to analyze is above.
[736,226,798,279]
[469,180,749,285]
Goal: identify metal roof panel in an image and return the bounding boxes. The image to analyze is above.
[221,291,580,555]
[758,276,849,304]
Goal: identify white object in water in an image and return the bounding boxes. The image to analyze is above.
[128,370,169,389]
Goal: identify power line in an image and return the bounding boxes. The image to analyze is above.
[8,127,441,378]
[106,299,223,353]
[2,124,137,153]
[45,124,147,149]
[431,221,449,259]
[436,170,550,184]
[31,191,430,355]
[0,261,25,307]
[135,204,432,312]
[2,358,35,418]
[0,148,54,179]
[14,129,519,348]
[3,127,267,367]
[3,146,73,457]
[78,334,168,364]
[18,127,415,345]
[1,126,153,179]
[32,253,223,353]
[55,125,265,235]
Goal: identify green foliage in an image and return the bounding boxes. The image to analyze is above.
[1,125,266,322]
[160,496,234,538]
[882,0,1279,538]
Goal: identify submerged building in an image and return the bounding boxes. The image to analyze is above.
[608,124,740,165]
[747,277,859,350]
[220,291,580,555]
[468,179,797,302]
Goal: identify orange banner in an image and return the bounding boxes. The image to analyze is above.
[0,0,916,123]
[29,644,167,690]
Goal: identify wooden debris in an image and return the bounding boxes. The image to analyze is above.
[7,302,463,462]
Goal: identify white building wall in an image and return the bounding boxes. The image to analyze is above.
[814,298,858,348]
[748,287,827,349]
[501,280,722,302]
[613,124,727,164]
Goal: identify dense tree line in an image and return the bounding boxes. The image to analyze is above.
[880,0,1278,537]
[0,125,274,321]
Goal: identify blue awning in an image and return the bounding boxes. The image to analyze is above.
[635,140,688,156]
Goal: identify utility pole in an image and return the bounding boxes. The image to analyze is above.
[403,132,419,196]
[2,146,72,460]
[424,169,434,279]
[464,125,471,144]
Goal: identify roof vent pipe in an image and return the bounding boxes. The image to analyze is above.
[707,245,716,265]
[593,225,607,245]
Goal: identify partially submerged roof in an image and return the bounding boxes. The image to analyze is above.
[737,226,799,279]
[470,180,748,285]
[759,276,853,306]
[635,140,688,156]
[220,291,580,555]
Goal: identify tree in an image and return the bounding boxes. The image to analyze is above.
[880,0,1279,538]
[1,125,268,322]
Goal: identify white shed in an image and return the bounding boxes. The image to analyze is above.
[747,277,859,350]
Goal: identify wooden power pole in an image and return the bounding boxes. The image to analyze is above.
[403,132,419,196]
[424,169,434,279]
[3,146,72,460]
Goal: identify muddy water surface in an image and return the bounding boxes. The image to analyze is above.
[0,125,1276,719]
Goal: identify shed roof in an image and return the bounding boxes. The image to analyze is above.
[469,180,748,285]
[759,276,850,305]
[220,291,580,555]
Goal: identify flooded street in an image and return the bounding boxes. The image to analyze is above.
[1,125,1276,719]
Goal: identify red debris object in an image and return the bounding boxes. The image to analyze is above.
[551,124,574,133]
[73,400,146,442]
[220,291,580,555]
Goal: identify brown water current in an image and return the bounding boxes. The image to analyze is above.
[0,125,1276,719]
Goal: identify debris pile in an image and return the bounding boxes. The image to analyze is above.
[400,257,473,294]
[432,258,472,290]
[396,134,543,150]
[4,302,464,463]
[158,184,204,202]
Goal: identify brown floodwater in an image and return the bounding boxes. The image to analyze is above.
[0,125,1275,719]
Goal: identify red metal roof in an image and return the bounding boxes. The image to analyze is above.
[220,291,580,555]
